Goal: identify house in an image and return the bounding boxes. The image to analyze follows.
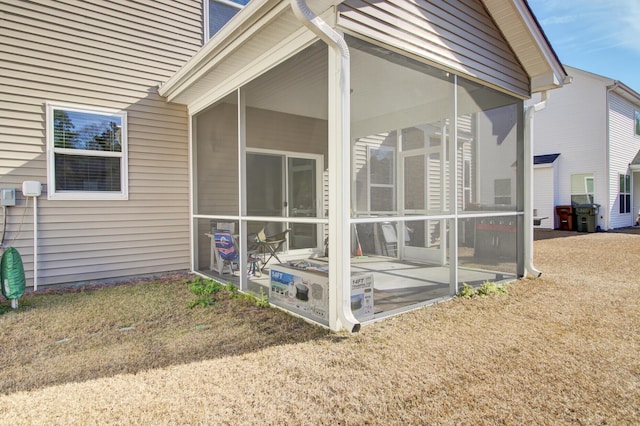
[1,0,566,331]
[531,66,640,231]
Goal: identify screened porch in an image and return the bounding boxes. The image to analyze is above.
[191,37,524,326]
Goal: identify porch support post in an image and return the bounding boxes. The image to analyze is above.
[291,0,360,332]
[449,76,459,295]
[238,88,248,291]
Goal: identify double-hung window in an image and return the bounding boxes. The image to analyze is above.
[368,146,396,212]
[46,103,128,200]
[570,173,594,205]
[619,174,631,214]
[205,0,250,41]
[494,178,511,205]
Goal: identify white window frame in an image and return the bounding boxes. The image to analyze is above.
[494,178,511,205]
[570,173,594,205]
[619,173,631,214]
[46,102,128,201]
[204,0,246,41]
[367,146,396,213]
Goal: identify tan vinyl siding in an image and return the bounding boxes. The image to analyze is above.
[338,0,530,97]
[0,0,202,288]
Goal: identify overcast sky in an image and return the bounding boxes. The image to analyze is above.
[528,0,640,92]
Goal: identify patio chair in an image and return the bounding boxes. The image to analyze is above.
[255,228,290,271]
[212,230,262,277]
[215,221,235,234]
[212,230,239,275]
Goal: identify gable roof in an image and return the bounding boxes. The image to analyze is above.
[565,65,640,107]
[482,0,568,92]
[160,0,568,106]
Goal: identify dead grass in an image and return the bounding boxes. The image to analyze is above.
[1,231,639,425]
[0,276,328,395]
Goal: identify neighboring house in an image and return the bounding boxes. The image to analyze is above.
[1,0,566,331]
[531,66,640,230]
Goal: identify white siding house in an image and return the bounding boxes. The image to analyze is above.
[531,66,640,230]
[2,0,567,331]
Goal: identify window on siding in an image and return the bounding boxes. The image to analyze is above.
[368,146,396,212]
[570,173,594,204]
[619,174,631,214]
[46,103,128,200]
[205,0,250,41]
[494,179,511,205]
[635,110,640,136]
[463,159,471,206]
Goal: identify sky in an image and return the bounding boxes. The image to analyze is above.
[527,0,640,92]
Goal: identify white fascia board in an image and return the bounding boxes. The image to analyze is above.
[530,72,561,92]
[185,6,335,115]
[608,81,640,108]
[484,0,568,93]
[511,0,567,90]
[159,0,287,101]
[188,25,317,115]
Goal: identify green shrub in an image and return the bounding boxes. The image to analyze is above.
[238,287,270,308]
[457,283,476,298]
[476,281,508,297]
[456,281,507,298]
[187,277,225,296]
[0,301,11,315]
[185,277,269,308]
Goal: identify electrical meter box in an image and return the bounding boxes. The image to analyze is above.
[1,188,16,206]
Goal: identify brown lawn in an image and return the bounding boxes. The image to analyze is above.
[0,230,639,425]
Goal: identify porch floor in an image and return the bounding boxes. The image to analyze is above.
[200,256,514,319]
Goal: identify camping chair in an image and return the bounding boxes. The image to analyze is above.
[255,228,290,271]
[212,230,240,275]
[207,229,262,276]
[215,221,235,234]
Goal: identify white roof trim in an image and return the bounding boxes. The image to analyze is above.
[160,0,569,104]
[608,81,640,107]
[483,0,568,93]
[159,0,286,101]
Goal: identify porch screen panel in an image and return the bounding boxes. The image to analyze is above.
[243,41,328,256]
[351,219,452,316]
[349,37,461,318]
[456,78,522,213]
[348,36,455,218]
[193,92,239,217]
[457,216,518,286]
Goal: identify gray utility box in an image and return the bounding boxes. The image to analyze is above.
[1,188,16,206]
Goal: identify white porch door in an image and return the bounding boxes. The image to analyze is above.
[401,148,446,264]
[246,151,322,252]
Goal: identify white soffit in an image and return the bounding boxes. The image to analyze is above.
[159,0,337,110]
[482,0,568,93]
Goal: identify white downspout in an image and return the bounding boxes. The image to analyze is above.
[524,92,548,278]
[33,195,38,291]
[290,0,360,332]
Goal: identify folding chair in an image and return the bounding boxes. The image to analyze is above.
[255,228,290,271]
[213,231,240,275]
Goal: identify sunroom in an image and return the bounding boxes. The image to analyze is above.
[160,0,566,331]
